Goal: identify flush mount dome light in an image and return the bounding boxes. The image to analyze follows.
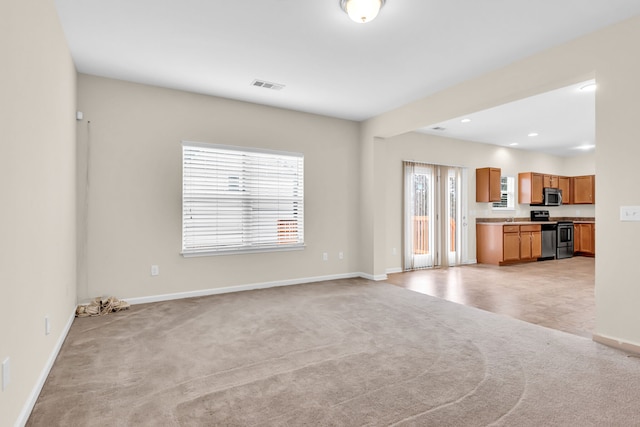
[580,82,597,92]
[340,0,386,23]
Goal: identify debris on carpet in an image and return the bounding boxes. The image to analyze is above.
[76,296,130,317]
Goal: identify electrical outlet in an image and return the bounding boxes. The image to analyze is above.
[2,357,10,391]
[338,251,344,260]
[322,252,328,261]
[392,248,397,255]
[151,265,159,276]
[45,316,50,335]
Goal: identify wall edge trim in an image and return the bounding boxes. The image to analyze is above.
[124,272,377,305]
[16,307,76,427]
[592,333,640,355]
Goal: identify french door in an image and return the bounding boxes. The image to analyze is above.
[403,162,467,270]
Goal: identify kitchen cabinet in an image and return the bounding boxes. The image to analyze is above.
[571,175,595,204]
[574,222,595,256]
[543,175,559,188]
[558,176,571,204]
[476,167,501,202]
[518,172,544,204]
[477,223,542,265]
[503,225,520,262]
[520,225,542,260]
[520,172,589,205]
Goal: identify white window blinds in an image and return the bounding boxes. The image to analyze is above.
[182,142,304,256]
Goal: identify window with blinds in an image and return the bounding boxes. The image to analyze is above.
[182,142,304,256]
[492,176,515,210]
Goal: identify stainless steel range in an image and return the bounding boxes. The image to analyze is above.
[530,210,574,260]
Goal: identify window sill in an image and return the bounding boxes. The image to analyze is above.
[182,244,306,258]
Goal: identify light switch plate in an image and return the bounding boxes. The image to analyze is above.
[620,206,640,221]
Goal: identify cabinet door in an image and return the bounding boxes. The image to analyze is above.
[572,175,595,204]
[580,224,594,254]
[520,232,531,259]
[476,168,501,202]
[518,172,544,204]
[531,173,544,204]
[503,232,520,261]
[543,175,559,189]
[575,223,595,255]
[558,176,571,204]
[574,225,582,252]
[531,231,542,258]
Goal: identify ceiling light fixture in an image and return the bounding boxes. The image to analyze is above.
[580,82,597,92]
[340,0,386,23]
[510,143,519,146]
[528,132,539,137]
[461,118,472,123]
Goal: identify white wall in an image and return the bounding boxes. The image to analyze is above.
[76,75,361,301]
[383,132,596,272]
[0,1,77,425]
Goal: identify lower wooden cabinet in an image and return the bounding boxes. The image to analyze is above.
[477,223,542,265]
[574,222,595,256]
[520,225,542,260]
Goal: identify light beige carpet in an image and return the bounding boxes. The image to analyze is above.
[28,278,640,426]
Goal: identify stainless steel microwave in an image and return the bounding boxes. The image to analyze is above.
[543,187,562,206]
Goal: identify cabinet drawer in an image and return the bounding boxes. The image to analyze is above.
[503,225,520,233]
[520,225,541,232]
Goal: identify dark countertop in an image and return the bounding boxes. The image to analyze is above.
[477,217,594,223]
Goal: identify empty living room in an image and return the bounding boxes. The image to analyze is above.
[4,1,640,426]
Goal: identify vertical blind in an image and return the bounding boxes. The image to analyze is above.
[182,142,304,256]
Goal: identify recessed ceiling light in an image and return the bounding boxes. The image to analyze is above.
[461,118,472,123]
[575,144,595,150]
[580,83,597,92]
[528,132,539,137]
[510,143,518,146]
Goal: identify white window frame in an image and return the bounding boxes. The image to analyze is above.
[182,141,304,257]
[492,176,515,211]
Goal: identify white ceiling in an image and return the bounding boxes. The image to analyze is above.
[417,79,596,157]
[54,1,640,155]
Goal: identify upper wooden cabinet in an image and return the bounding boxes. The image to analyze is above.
[558,176,571,204]
[476,167,501,202]
[571,175,595,204]
[519,172,587,205]
[518,172,544,204]
[543,174,559,188]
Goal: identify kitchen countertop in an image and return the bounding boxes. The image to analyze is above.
[476,217,595,226]
[476,221,554,225]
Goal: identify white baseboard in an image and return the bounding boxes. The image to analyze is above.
[357,272,388,281]
[593,333,640,355]
[385,267,403,275]
[125,272,369,305]
[16,307,76,427]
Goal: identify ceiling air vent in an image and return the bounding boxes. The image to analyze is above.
[251,79,285,91]
[431,126,446,131]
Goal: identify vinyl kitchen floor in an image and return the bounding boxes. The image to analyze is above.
[386,256,595,338]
